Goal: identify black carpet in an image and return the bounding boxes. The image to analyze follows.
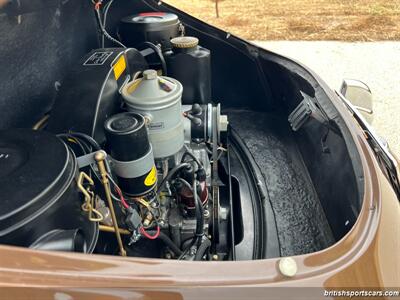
[227,109,335,256]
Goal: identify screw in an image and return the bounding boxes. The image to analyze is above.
[212,254,219,261]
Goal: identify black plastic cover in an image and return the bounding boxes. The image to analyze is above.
[47,48,147,144]
[0,129,73,226]
[104,112,150,161]
[119,12,180,50]
[0,129,97,252]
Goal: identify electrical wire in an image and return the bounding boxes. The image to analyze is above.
[108,174,151,211]
[57,134,88,156]
[101,0,114,48]
[178,178,204,238]
[58,132,102,182]
[157,162,191,196]
[32,114,49,130]
[140,41,167,75]
[68,132,101,151]
[94,1,126,48]
[110,177,130,209]
[192,178,205,244]
[181,151,204,169]
[140,225,160,240]
[176,177,205,260]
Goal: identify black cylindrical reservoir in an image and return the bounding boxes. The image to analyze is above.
[119,12,180,51]
[104,112,157,196]
[165,36,211,104]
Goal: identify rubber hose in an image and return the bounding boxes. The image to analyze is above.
[157,162,191,195]
[145,231,183,256]
[141,41,167,75]
[194,238,211,261]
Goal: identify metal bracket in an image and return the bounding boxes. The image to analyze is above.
[77,152,98,168]
[77,150,108,169]
[288,92,327,131]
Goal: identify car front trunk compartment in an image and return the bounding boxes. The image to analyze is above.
[0,0,363,261]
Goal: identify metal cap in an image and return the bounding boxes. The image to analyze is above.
[122,69,182,110]
[171,36,199,49]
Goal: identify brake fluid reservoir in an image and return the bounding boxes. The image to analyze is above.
[122,69,184,159]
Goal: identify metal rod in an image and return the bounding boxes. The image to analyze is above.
[95,151,127,257]
[99,225,131,235]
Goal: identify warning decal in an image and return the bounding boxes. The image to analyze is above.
[113,54,127,81]
[83,51,113,66]
[144,166,157,187]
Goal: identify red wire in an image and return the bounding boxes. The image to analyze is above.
[111,179,160,240]
[114,186,130,209]
[94,1,101,10]
[140,226,160,240]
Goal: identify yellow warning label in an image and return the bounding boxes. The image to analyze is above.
[144,166,157,186]
[113,55,126,80]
